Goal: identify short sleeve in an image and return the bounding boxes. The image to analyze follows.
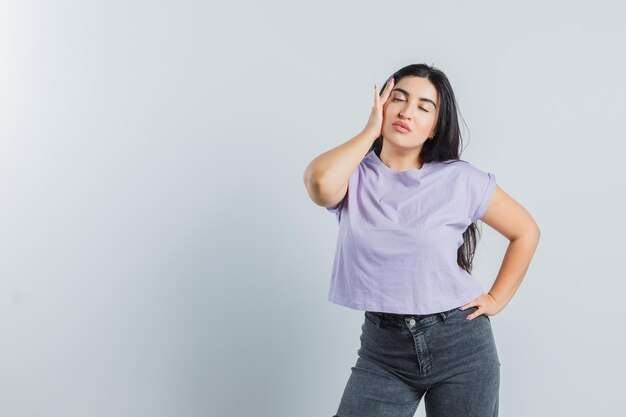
[325,192,346,223]
[469,169,496,223]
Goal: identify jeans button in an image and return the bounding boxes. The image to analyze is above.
[409,319,416,326]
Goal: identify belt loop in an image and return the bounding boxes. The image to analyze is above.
[439,311,448,324]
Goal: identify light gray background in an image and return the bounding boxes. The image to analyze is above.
[1,1,624,416]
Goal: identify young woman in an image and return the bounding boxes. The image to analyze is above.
[303,63,540,417]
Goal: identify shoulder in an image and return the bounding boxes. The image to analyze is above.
[432,159,473,179]
[436,159,491,178]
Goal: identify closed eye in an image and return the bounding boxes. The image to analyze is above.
[391,98,429,112]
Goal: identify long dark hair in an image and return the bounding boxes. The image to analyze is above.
[369,63,481,274]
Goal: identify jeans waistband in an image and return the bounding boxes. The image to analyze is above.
[367,305,473,329]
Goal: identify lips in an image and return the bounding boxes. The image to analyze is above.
[393,121,411,132]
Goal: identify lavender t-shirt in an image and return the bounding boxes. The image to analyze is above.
[326,150,496,315]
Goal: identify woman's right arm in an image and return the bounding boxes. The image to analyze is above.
[303,77,396,208]
[302,128,379,208]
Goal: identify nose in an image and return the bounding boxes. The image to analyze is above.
[398,104,414,120]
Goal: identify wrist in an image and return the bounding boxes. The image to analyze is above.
[361,126,381,142]
[488,291,500,305]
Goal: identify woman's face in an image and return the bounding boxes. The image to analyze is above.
[382,76,440,148]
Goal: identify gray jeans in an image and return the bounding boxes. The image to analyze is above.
[333,305,500,417]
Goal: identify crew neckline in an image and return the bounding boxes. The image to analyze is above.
[369,150,433,176]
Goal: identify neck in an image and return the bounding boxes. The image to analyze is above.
[379,144,423,171]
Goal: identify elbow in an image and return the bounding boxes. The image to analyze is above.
[303,162,323,187]
[532,221,541,240]
[509,221,541,243]
[303,167,322,192]
[535,225,541,245]
[524,223,541,244]
[303,169,326,206]
[526,216,541,241]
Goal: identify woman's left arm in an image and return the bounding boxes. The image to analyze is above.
[461,184,541,319]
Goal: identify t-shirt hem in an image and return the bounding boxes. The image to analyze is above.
[328,289,484,315]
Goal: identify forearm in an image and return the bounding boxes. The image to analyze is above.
[303,128,378,197]
[488,230,541,311]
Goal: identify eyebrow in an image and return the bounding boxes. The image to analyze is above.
[392,88,438,109]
